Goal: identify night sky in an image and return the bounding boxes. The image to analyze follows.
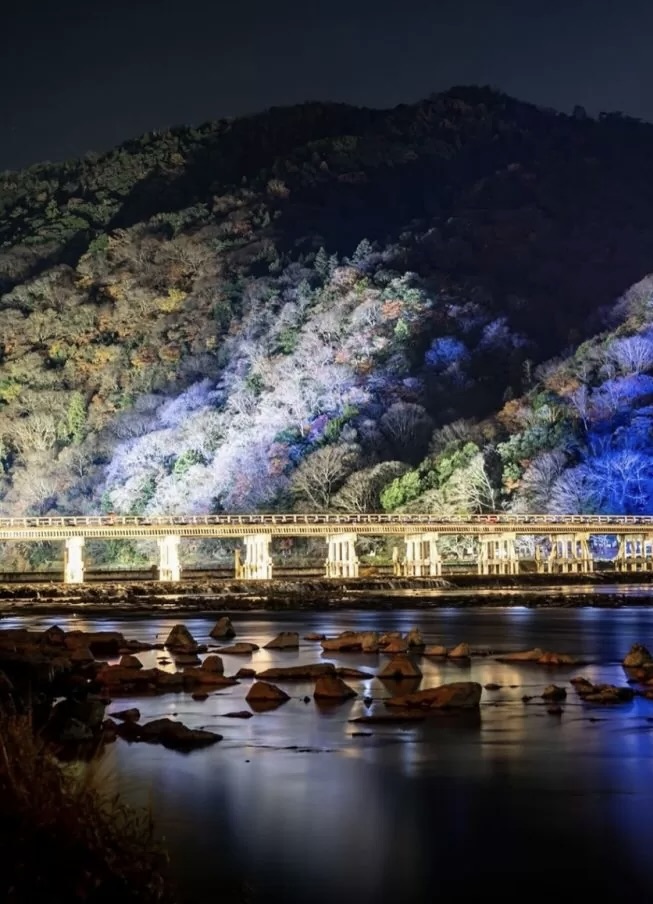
[3,0,653,171]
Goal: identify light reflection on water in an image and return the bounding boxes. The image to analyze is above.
[7,603,653,901]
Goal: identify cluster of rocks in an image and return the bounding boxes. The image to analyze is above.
[495,648,580,665]
[319,628,424,654]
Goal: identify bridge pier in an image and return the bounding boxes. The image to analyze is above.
[477,533,519,575]
[325,533,359,578]
[240,534,272,580]
[550,533,593,574]
[403,533,441,576]
[158,535,181,582]
[64,536,85,584]
[616,534,653,572]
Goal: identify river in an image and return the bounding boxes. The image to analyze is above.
[7,596,653,902]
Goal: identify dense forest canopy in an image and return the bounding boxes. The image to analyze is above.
[3,86,653,565]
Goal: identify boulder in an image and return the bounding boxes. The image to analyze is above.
[70,647,95,664]
[119,654,143,670]
[314,675,357,702]
[572,677,634,704]
[65,631,125,657]
[96,664,184,692]
[423,644,448,657]
[264,632,299,650]
[201,654,224,674]
[138,718,222,750]
[383,638,409,653]
[304,633,325,641]
[217,642,259,654]
[623,643,653,669]
[385,681,482,710]
[192,692,209,701]
[224,711,254,719]
[164,624,198,652]
[172,652,201,666]
[256,664,335,680]
[110,707,141,723]
[484,683,502,691]
[406,628,424,648]
[537,652,577,665]
[246,681,290,704]
[448,642,471,659]
[183,667,237,687]
[42,625,66,647]
[48,694,107,742]
[542,684,567,701]
[210,616,236,640]
[335,667,373,679]
[378,632,402,647]
[321,632,362,652]
[361,632,380,653]
[378,654,422,680]
[495,648,545,662]
[235,667,256,679]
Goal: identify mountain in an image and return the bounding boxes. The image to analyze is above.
[3,86,653,564]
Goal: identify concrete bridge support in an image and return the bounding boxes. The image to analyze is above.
[325,533,359,578]
[403,533,441,576]
[477,533,519,575]
[64,536,85,584]
[615,534,653,572]
[158,535,181,582]
[550,534,593,574]
[241,534,273,580]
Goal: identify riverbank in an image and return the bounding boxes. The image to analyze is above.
[0,572,651,617]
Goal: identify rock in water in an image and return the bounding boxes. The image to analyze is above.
[165,624,198,652]
[423,644,448,657]
[210,617,236,640]
[264,632,299,650]
[236,667,256,678]
[314,675,357,702]
[119,654,143,670]
[382,638,409,653]
[201,654,224,674]
[256,664,335,680]
[542,684,567,701]
[495,648,545,662]
[623,643,653,668]
[321,632,363,652]
[448,642,471,659]
[406,628,424,648]
[246,681,290,704]
[110,707,141,723]
[217,642,259,654]
[385,682,482,709]
[378,654,422,679]
[138,718,222,750]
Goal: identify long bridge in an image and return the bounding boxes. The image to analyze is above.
[2,512,653,583]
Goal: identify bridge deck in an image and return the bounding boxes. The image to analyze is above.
[0,513,651,541]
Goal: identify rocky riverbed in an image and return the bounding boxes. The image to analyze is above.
[4,611,653,759]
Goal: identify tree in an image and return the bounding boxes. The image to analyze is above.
[607,334,653,375]
[380,402,433,462]
[332,461,408,512]
[291,444,359,510]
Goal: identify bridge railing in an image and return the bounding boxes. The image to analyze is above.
[2,513,653,528]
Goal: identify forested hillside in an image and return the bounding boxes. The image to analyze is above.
[3,86,653,564]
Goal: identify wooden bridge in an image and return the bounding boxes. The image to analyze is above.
[2,513,653,583]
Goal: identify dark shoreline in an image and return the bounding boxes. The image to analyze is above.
[0,572,651,617]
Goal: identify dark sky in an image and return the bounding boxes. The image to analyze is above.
[2,0,653,171]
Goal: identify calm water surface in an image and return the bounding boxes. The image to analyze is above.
[8,598,653,903]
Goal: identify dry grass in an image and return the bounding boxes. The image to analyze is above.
[0,707,176,903]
